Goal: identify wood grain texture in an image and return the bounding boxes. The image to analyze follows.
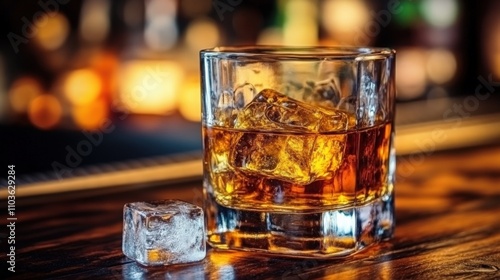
[1,144,500,279]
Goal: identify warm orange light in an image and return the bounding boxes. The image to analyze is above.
[63,69,102,106]
[185,18,220,51]
[257,27,283,45]
[179,77,201,122]
[321,0,370,44]
[396,48,427,100]
[9,76,43,113]
[28,94,62,129]
[207,252,237,280]
[119,60,183,115]
[80,0,110,43]
[426,49,457,84]
[34,12,69,50]
[90,51,119,99]
[71,98,108,130]
[283,0,318,45]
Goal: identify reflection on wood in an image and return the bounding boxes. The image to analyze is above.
[2,145,500,279]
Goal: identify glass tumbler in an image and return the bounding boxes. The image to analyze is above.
[200,46,396,257]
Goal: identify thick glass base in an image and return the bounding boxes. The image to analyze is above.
[205,191,394,258]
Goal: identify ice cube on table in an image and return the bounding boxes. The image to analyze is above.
[122,200,206,266]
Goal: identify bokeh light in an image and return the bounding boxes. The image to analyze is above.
[9,76,43,113]
[396,48,427,100]
[257,27,283,45]
[185,18,220,51]
[426,49,457,84]
[145,17,178,51]
[80,0,111,43]
[89,51,119,98]
[28,94,62,129]
[144,0,178,51]
[63,69,102,106]
[179,76,201,122]
[119,60,184,115]
[34,12,70,51]
[394,0,419,27]
[71,98,109,130]
[421,0,459,28]
[283,0,318,46]
[321,0,370,44]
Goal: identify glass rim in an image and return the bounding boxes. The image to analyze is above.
[200,45,395,60]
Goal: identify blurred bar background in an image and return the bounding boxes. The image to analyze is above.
[1,0,499,181]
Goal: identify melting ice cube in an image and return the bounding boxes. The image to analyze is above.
[214,83,257,127]
[230,89,349,184]
[122,200,206,266]
[234,89,348,133]
[303,78,341,110]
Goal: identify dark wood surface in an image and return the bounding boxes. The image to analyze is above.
[2,144,500,279]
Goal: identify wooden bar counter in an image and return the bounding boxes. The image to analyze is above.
[2,144,500,279]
